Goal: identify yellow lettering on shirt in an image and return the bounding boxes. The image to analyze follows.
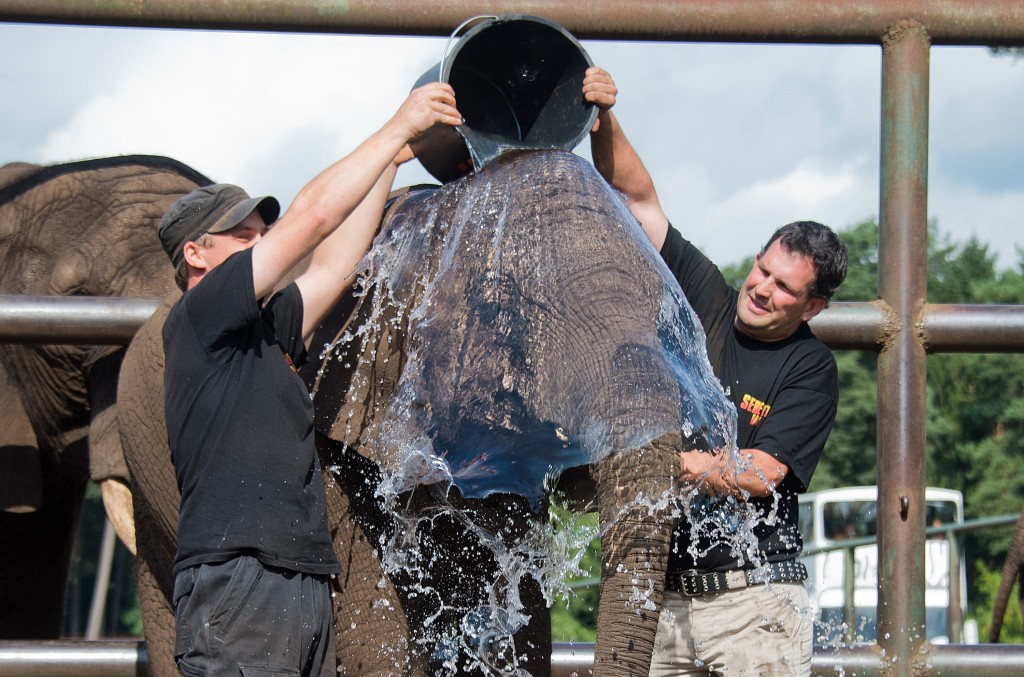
[739,393,771,425]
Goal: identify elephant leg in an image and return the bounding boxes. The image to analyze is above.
[592,432,680,676]
[0,466,87,637]
[136,556,176,677]
[130,477,178,677]
[398,491,552,677]
[0,365,42,513]
[319,436,422,676]
[118,295,179,674]
[989,510,1024,642]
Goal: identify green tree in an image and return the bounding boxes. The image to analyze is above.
[550,510,599,642]
[63,482,141,638]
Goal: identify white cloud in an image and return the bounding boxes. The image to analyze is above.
[930,179,1024,270]
[2,24,1021,272]
[667,157,876,264]
[34,30,444,201]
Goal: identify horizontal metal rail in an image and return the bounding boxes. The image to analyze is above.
[0,640,144,677]
[0,295,161,345]
[920,304,1024,353]
[3,640,1024,676]
[799,513,1020,558]
[7,296,1024,355]
[1,0,1023,45]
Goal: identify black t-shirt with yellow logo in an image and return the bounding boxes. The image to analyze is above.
[660,225,838,572]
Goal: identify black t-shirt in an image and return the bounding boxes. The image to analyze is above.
[660,226,838,572]
[163,248,339,576]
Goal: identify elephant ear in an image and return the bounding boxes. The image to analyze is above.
[0,365,42,513]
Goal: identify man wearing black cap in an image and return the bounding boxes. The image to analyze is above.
[159,82,460,677]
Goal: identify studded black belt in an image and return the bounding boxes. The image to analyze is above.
[665,560,808,597]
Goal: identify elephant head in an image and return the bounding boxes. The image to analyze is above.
[0,156,209,638]
[309,149,734,675]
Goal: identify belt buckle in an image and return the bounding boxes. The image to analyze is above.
[680,569,701,596]
[725,569,748,590]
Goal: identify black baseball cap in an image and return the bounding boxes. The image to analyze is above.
[159,183,280,267]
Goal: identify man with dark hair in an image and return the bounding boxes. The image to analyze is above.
[159,82,461,677]
[585,67,848,675]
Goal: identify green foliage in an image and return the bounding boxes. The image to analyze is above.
[971,559,1024,644]
[721,256,753,291]
[809,350,878,491]
[991,47,1024,60]
[833,219,879,302]
[550,510,600,642]
[64,481,141,638]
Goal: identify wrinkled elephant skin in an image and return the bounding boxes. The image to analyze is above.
[310,149,732,675]
[0,156,210,639]
[118,295,179,673]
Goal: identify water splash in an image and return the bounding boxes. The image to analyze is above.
[312,149,739,672]
[352,152,732,505]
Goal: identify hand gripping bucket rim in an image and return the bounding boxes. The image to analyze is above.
[411,14,598,183]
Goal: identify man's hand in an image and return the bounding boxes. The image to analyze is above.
[679,448,790,499]
[583,67,618,132]
[390,82,462,144]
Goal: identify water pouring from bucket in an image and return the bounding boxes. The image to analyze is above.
[411,14,599,183]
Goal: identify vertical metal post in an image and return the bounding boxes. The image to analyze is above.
[85,519,116,640]
[947,533,963,643]
[844,545,857,637]
[877,20,930,674]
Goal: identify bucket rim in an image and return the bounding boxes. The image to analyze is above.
[437,14,596,83]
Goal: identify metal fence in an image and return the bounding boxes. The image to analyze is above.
[2,1,1024,675]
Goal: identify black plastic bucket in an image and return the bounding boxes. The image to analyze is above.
[411,15,597,183]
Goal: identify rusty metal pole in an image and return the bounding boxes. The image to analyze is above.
[876,20,930,675]
[2,0,1024,45]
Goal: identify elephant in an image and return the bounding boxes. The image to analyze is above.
[989,508,1024,642]
[115,148,734,676]
[307,149,734,675]
[0,155,211,639]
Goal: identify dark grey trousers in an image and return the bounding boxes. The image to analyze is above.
[172,555,336,677]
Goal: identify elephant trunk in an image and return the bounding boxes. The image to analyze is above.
[592,432,680,676]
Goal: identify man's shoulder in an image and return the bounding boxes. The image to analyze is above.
[778,324,838,388]
[162,293,188,339]
[796,323,836,361]
[165,250,260,345]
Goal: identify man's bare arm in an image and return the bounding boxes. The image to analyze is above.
[679,447,790,499]
[251,82,460,302]
[585,67,670,250]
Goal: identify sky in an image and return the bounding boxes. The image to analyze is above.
[1,20,1022,271]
